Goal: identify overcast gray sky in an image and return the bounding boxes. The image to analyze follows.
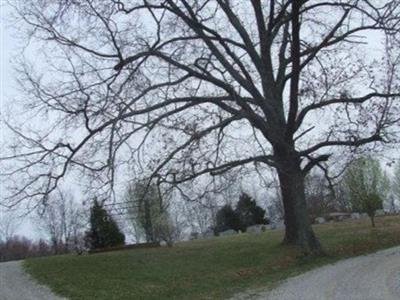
[1,4,13,103]
[1,3,46,239]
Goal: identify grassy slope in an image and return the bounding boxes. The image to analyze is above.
[25,216,400,300]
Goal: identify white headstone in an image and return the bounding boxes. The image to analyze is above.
[271,220,285,229]
[203,231,215,239]
[315,217,326,224]
[246,224,269,233]
[219,229,237,236]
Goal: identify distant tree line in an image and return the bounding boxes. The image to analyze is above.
[301,155,396,227]
[1,157,398,259]
[0,236,53,262]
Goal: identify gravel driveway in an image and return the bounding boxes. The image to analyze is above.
[232,246,400,300]
[0,260,66,300]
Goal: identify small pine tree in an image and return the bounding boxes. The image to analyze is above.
[236,193,268,232]
[215,204,240,233]
[85,199,125,249]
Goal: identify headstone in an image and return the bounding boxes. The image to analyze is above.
[326,212,351,222]
[351,212,360,219]
[203,229,215,239]
[219,229,237,236]
[246,224,269,234]
[190,232,199,240]
[315,217,326,224]
[75,248,88,255]
[263,225,271,231]
[375,209,385,216]
[271,220,285,230]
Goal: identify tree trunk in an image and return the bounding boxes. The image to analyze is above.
[369,214,376,227]
[275,147,323,256]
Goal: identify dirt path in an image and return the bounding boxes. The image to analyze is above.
[0,260,66,300]
[231,246,400,300]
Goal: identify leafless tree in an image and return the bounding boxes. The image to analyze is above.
[173,169,245,235]
[304,172,337,221]
[392,160,400,205]
[0,209,22,243]
[2,0,400,254]
[0,236,53,262]
[181,198,215,236]
[36,190,86,253]
[268,195,284,223]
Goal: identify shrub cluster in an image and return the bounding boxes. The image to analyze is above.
[215,193,269,233]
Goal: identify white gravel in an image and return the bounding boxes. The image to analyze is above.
[0,260,67,300]
[231,246,400,300]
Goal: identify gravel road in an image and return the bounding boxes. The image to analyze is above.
[231,246,400,300]
[0,260,66,300]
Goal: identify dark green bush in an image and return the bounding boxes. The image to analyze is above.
[85,199,125,249]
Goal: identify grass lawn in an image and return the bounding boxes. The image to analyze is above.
[24,215,400,300]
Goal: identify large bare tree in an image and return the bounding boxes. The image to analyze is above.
[3,0,400,254]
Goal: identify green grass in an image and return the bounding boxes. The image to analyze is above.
[24,216,400,300]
